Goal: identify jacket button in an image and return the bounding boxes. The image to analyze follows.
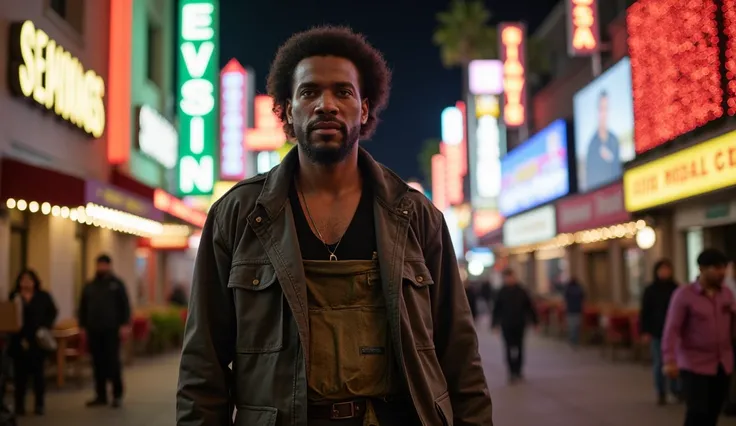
[416,275,424,283]
[402,210,408,215]
[252,279,260,286]
[255,217,262,223]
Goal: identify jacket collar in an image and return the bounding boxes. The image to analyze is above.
[254,145,411,220]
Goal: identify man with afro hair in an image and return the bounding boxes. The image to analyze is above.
[178,26,492,426]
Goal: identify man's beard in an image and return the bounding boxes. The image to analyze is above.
[295,122,360,165]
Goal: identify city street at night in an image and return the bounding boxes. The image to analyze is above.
[20,326,736,426]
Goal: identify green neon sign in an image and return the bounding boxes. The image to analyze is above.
[177,0,219,196]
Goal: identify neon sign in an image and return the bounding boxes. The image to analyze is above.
[8,20,106,138]
[177,0,219,196]
[137,106,178,169]
[441,106,463,145]
[245,95,287,151]
[154,189,207,228]
[567,0,600,56]
[220,59,248,181]
[431,154,448,211]
[499,22,527,128]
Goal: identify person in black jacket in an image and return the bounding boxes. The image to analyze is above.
[564,277,586,347]
[78,254,131,409]
[492,268,538,383]
[9,269,58,416]
[639,258,681,405]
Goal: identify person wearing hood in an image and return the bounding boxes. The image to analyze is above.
[640,258,681,405]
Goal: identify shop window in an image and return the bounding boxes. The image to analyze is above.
[624,247,646,306]
[147,21,163,88]
[47,0,85,35]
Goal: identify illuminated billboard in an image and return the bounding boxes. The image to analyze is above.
[499,120,571,217]
[573,57,635,192]
[177,0,219,196]
[468,60,503,96]
[136,105,178,169]
[627,0,722,154]
[498,22,527,128]
[220,58,248,181]
[566,0,600,56]
[7,20,106,138]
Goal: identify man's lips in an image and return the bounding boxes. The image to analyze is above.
[311,121,342,130]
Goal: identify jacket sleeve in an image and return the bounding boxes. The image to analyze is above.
[177,206,235,426]
[426,217,493,426]
[639,285,652,335]
[662,287,687,366]
[116,280,131,326]
[78,286,88,329]
[43,292,58,329]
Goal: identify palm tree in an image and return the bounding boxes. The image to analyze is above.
[433,0,549,95]
[417,138,441,187]
[433,0,497,98]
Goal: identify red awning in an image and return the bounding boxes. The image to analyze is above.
[0,158,85,207]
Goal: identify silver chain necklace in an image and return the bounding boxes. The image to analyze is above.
[295,179,343,261]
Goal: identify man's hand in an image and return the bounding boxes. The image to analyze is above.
[663,363,679,379]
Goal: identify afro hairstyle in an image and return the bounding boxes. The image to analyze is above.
[266,26,391,140]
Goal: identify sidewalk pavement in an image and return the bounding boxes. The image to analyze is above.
[16,323,736,426]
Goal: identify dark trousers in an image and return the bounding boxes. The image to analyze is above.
[13,349,46,411]
[502,327,525,377]
[87,329,123,401]
[682,365,730,426]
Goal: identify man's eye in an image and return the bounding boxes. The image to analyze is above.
[301,90,315,97]
[339,90,352,96]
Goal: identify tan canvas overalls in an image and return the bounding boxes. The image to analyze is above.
[304,258,400,426]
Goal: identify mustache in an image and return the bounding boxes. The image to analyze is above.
[307,116,347,133]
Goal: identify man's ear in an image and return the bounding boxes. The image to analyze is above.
[361,99,369,125]
[286,100,293,124]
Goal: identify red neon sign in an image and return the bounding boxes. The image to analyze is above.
[567,0,600,56]
[723,0,736,116]
[107,0,133,164]
[499,23,527,128]
[441,142,464,205]
[245,95,286,151]
[220,59,248,181]
[431,154,448,211]
[627,0,722,154]
[456,100,468,176]
[153,189,207,228]
[473,210,504,238]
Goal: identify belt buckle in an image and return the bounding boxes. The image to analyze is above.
[330,401,357,420]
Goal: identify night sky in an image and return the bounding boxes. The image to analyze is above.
[220,0,558,180]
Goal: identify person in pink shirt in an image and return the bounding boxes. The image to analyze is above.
[662,248,733,426]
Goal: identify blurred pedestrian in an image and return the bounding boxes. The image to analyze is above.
[640,258,681,405]
[78,254,131,409]
[492,268,538,383]
[724,260,736,416]
[563,277,585,347]
[662,249,733,426]
[9,269,57,416]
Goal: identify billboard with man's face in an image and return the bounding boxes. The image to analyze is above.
[573,57,635,193]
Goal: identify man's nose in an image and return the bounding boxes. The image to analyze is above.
[315,92,339,115]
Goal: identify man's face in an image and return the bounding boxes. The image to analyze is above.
[286,56,369,165]
[96,261,111,275]
[657,264,673,281]
[598,96,608,129]
[701,264,727,288]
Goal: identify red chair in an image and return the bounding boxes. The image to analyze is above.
[582,306,601,344]
[603,314,632,361]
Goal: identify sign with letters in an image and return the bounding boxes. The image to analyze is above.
[177,0,219,196]
[7,20,106,138]
[137,105,178,169]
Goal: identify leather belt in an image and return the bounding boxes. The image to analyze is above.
[309,400,367,420]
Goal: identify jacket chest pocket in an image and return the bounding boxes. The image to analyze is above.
[227,264,284,354]
[401,261,435,351]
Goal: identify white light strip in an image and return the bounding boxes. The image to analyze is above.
[506,220,648,255]
[5,198,164,237]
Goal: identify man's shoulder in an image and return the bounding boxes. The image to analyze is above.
[210,172,270,218]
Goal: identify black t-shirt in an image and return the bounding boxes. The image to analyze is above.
[289,181,376,261]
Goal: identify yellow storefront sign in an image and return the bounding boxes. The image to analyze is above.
[623,130,736,212]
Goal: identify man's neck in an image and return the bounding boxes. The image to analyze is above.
[297,148,361,196]
[598,128,608,141]
[698,277,718,295]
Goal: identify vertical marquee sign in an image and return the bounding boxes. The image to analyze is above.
[498,22,527,128]
[219,58,248,181]
[177,0,219,196]
[566,0,600,56]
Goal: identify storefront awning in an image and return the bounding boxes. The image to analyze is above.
[0,158,85,207]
